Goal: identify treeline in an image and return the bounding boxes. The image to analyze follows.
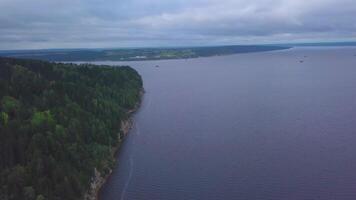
[0,57,143,200]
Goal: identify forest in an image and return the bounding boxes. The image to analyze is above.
[0,57,143,200]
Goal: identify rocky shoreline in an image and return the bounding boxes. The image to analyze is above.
[84,89,144,200]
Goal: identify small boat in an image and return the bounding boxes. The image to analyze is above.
[155,65,159,68]
[299,60,304,63]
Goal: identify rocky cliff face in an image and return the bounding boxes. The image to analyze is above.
[84,168,109,200]
[83,118,133,200]
[84,90,143,200]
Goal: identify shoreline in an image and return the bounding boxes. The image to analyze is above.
[2,46,292,63]
[84,89,144,200]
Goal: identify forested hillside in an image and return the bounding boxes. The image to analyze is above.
[0,57,143,200]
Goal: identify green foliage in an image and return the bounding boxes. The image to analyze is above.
[36,195,45,200]
[0,112,8,126]
[31,111,54,127]
[0,57,142,200]
[1,96,20,114]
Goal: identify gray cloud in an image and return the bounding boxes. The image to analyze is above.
[0,0,356,49]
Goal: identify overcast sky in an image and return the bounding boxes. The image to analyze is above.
[1,0,356,49]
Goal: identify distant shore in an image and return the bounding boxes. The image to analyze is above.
[0,45,291,62]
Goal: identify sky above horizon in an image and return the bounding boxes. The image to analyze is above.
[1,0,356,50]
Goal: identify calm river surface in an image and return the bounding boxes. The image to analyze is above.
[93,47,356,200]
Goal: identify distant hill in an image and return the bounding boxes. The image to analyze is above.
[0,45,290,62]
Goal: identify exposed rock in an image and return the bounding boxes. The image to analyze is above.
[84,168,109,200]
[84,89,144,200]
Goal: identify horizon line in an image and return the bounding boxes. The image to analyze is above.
[1,41,356,52]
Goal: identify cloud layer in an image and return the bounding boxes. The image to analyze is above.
[1,0,356,49]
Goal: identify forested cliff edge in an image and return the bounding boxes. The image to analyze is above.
[0,57,143,200]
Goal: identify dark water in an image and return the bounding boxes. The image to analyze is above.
[95,47,356,200]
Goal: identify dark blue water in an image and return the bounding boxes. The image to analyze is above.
[95,47,356,200]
